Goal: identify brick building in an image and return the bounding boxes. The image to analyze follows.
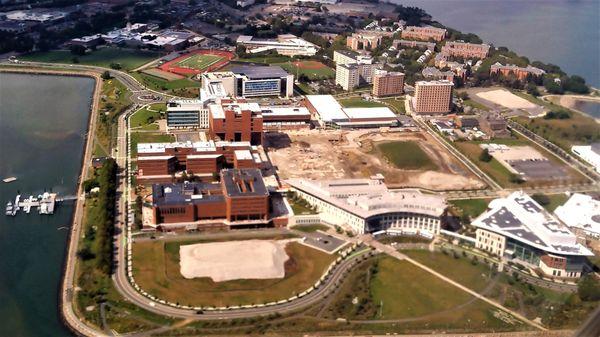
[151,168,271,228]
[346,32,382,51]
[490,62,546,81]
[413,80,454,115]
[401,26,447,42]
[372,69,405,97]
[441,41,490,59]
[136,140,264,182]
[208,98,264,145]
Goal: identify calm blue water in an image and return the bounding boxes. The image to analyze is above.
[573,100,600,118]
[0,73,94,337]
[394,0,600,88]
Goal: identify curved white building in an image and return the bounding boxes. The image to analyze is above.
[286,177,447,235]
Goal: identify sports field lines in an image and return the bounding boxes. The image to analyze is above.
[176,54,223,70]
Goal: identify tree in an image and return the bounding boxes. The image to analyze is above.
[101,71,111,80]
[110,62,122,70]
[479,149,492,162]
[69,44,86,56]
[526,83,540,97]
[509,173,525,184]
[578,275,600,301]
[531,193,550,206]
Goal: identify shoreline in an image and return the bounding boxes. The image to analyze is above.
[544,94,600,123]
[0,67,104,336]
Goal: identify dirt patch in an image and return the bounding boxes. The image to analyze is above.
[293,60,328,70]
[266,129,485,191]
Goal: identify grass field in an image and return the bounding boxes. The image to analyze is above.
[236,55,293,64]
[325,256,524,332]
[276,61,335,80]
[130,103,165,128]
[449,198,491,219]
[20,47,162,71]
[511,91,600,149]
[94,78,132,156]
[291,224,330,233]
[339,97,386,108]
[380,97,406,114]
[177,54,223,70]
[132,238,335,307]
[376,141,437,170]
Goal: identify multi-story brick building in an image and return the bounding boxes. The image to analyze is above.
[346,32,382,51]
[413,80,453,115]
[208,98,264,145]
[401,26,447,42]
[441,41,490,59]
[490,62,546,81]
[372,69,405,97]
[151,168,271,229]
[136,140,264,182]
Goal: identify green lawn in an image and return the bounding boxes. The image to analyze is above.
[287,197,317,215]
[376,141,437,170]
[449,198,491,219]
[130,132,175,156]
[236,55,293,64]
[130,103,165,128]
[20,47,162,71]
[339,97,386,108]
[276,61,335,80]
[403,250,495,293]
[536,193,569,212]
[95,78,132,156]
[291,224,330,233]
[132,239,335,307]
[131,72,201,90]
[463,98,491,111]
[380,97,406,114]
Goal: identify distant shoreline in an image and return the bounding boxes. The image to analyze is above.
[545,94,600,123]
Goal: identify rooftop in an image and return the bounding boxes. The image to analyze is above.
[554,193,600,236]
[221,168,269,197]
[472,191,593,257]
[230,65,289,79]
[287,178,446,219]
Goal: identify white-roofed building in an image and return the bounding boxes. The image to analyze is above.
[166,99,209,130]
[236,34,319,56]
[572,143,600,173]
[555,193,600,240]
[473,191,594,279]
[304,95,398,128]
[287,177,447,235]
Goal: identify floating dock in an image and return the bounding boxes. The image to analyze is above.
[5,192,57,216]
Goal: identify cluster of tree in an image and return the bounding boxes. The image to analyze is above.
[544,110,571,120]
[79,158,118,275]
[544,75,589,94]
[393,5,430,26]
[479,149,492,162]
[445,27,483,44]
[545,275,600,328]
[0,31,35,53]
[134,195,143,230]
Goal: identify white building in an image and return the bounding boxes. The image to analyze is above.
[287,177,447,235]
[572,143,600,173]
[304,95,398,128]
[555,193,600,240]
[166,100,209,129]
[472,191,593,279]
[236,34,319,56]
[335,63,360,91]
[236,0,255,7]
[333,50,377,91]
[200,65,294,99]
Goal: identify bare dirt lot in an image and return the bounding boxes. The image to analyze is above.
[266,129,485,191]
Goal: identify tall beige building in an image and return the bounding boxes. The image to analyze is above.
[336,63,360,91]
[413,80,453,115]
[372,70,405,97]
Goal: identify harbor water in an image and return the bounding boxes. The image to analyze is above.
[0,72,94,337]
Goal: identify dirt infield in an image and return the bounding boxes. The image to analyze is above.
[267,129,485,191]
[180,239,291,282]
[292,60,328,70]
[158,49,234,76]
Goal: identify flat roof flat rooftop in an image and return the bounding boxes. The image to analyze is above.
[230,65,289,79]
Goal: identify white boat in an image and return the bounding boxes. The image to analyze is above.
[3,177,17,183]
[5,202,13,216]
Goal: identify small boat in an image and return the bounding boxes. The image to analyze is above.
[5,202,13,216]
[3,177,17,183]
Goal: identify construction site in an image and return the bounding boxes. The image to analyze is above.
[266,129,485,191]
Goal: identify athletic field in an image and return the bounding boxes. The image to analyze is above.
[176,54,224,71]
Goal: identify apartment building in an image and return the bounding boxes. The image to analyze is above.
[413,80,454,115]
[333,50,373,65]
[333,50,377,91]
[335,63,360,91]
[346,32,382,51]
[372,69,405,97]
[401,26,447,42]
[441,41,490,59]
[490,62,546,80]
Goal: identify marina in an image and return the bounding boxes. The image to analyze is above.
[5,192,78,216]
